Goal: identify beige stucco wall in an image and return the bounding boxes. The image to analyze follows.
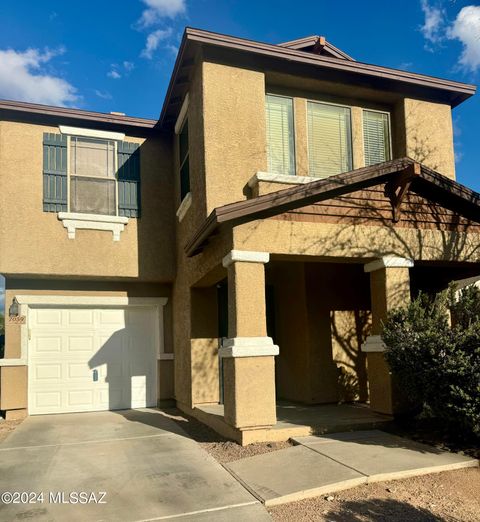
[396,98,456,179]
[367,266,412,414]
[190,286,220,404]
[0,365,27,410]
[0,121,175,281]
[202,61,268,214]
[232,220,480,264]
[223,356,276,428]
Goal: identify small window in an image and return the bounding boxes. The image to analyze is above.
[178,119,190,202]
[70,137,116,215]
[266,95,295,176]
[363,110,392,166]
[307,102,352,178]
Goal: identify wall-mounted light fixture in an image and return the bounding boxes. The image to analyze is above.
[8,297,19,318]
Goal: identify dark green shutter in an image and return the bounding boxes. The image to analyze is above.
[43,133,67,212]
[117,141,141,218]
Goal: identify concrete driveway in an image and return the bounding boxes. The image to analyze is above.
[0,409,270,521]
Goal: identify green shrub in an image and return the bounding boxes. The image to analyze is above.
[382,285,480,438]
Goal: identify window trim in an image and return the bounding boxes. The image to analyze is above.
[59,125,125,141]
[362,108,393,166]
[306,99,354,178]
[174,93,189,135]
[265,93,296,176]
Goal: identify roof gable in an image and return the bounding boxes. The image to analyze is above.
[185,158,480,256]
[278,35,355,61]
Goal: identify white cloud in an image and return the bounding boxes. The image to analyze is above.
[94,89,112,100]
[0,48,78,106]
[448,5,480,72]
[107,69,121,79]
[138,0,186,27]
[141,28,173,59]
[108,61,135,79]
[420,0,445,45]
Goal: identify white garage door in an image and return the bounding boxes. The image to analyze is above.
[28,306,158,415]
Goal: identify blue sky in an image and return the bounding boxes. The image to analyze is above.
[0,0,479,191]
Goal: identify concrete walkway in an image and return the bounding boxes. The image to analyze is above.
[226,430,478,506]
[0,409,270,521]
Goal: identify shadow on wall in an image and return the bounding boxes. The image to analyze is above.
[87,311,157,411]
[126,133,175,282]
[331,309,370,403]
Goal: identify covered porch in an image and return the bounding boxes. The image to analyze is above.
[185,254,479,445]
[177,159,480,445]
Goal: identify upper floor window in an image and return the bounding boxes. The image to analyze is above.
[266,94,295,176]
[307,101,352,178]
[70,137,116,215]
[363,110,392,166]
[42,131,141,219]
[179,119,190,202]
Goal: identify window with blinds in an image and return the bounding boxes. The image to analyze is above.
[70,137,116,215]
[266,95,295,176]
[363,110,391,166]
[307,102,352,178]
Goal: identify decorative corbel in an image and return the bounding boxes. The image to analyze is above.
[385,162,421,222]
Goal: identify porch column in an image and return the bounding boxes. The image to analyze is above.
[363,256,413,415]
[220,250,278,429]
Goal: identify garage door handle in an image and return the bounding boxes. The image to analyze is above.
[93,369,98,382]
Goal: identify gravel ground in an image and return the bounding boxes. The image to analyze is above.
[269,468,480,522]
[0,418,22,444]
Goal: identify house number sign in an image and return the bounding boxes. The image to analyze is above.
[8,316,26,325]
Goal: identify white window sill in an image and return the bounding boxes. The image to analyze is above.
[247,171,322,189]
[58,212,129,241]
[176,192,192,223]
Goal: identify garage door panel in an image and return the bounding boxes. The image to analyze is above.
[33,309,63,326]
[68,336,95,353]
[32,336,63,355]
[67,363,94,380]
[67,389,95,408]
[33,391,62,410]
[98,309,126,326]
[67,309,94,325]
[33,363,62,382]
[29,306,158,415]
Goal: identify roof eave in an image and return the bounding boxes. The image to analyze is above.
[161,28,476,129]
[0,99,159,131]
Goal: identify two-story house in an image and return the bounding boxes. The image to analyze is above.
[1,28,480,444]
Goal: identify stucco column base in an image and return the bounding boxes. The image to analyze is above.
[0,366,28,411]
[365,259,413,416]
[4,409,28,420]
[223,355,276,429]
